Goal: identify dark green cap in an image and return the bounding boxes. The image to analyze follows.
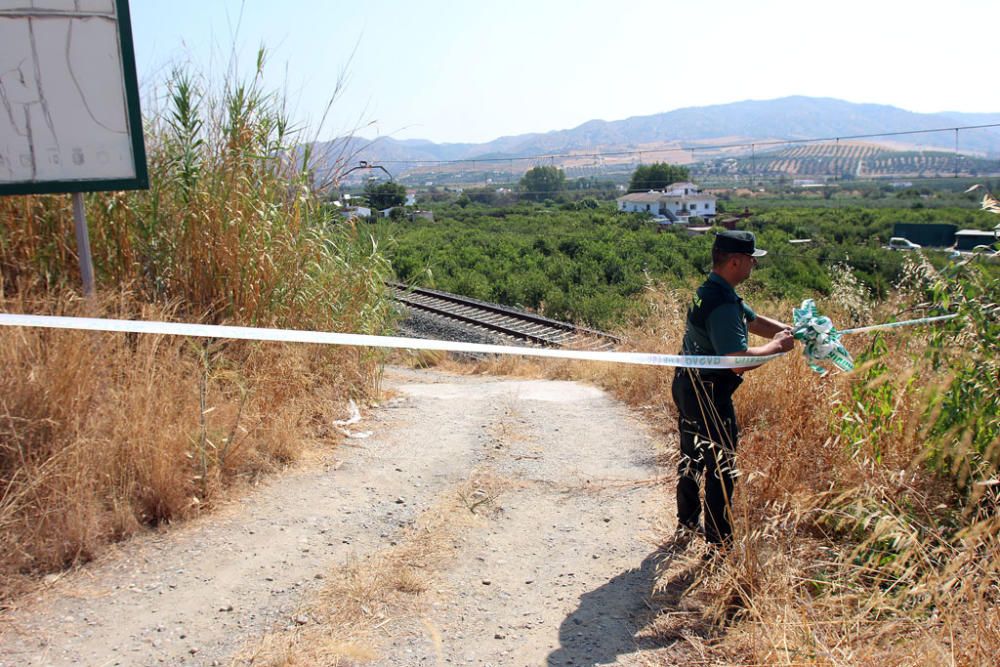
[714,230,766,257]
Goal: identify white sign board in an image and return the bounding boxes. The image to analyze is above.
[0,0,147,194]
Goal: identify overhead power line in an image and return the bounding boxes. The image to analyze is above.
[361,123,1000,166]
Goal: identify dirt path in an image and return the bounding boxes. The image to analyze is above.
[0,366,672,666]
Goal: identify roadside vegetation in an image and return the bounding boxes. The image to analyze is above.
[665,252,998,665]
[0,59,393,601]
[381,197,996,328]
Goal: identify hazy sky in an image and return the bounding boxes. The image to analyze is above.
[130,0,1000,145]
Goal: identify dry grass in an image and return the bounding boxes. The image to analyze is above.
[652,289,997,665]
[427,274,998,665]
[0,289,380,602]
[236,470,509,666]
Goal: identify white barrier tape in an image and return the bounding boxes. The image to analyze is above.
[840,313,958,335]
[0,313,785,369]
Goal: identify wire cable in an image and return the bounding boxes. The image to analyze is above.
[355,123,1000,166]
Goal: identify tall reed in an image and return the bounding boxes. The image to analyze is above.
[0,53,392,600]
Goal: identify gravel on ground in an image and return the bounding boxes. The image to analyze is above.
[0,365,674,667]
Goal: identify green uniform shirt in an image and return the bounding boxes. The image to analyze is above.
[681,272,757,357]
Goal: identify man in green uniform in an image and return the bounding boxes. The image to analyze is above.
[672,230,794,547]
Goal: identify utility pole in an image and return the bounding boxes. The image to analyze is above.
[954,128,960,178]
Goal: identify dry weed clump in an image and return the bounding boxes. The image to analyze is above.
[1,295,195,586]
[0,290,378,602]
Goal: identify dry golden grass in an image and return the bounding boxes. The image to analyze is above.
[0,288,381,603]
[237,470,509,666]
[656,292,997,665]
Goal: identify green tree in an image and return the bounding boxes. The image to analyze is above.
[627,163,690,192]
[520,166,566,201]
[364,180,407,210]
[465,187,497,205]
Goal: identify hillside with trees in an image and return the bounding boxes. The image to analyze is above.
[696,142,1000,183]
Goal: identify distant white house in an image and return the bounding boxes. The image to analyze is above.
[616,182,716,221]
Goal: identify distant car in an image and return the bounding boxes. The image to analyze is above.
[972,245,1000,263]
[887,237,922,251]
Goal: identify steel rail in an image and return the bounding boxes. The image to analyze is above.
[386,281,621,350]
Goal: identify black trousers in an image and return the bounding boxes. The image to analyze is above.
[671,368,742,545]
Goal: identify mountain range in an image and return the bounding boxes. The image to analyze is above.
[311,96,1000,181]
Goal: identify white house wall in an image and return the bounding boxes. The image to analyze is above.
[616,190,716,218]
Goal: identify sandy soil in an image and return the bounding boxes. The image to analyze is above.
[0,365,676,666]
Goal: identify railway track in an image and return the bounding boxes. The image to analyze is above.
[387,281,621,350]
